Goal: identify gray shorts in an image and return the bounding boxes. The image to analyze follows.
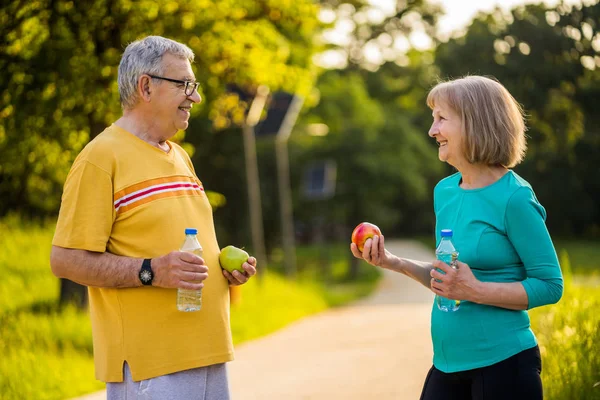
[107,362,230,400]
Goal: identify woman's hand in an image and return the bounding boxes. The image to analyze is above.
[350,235,392,268]
[430,260,482,302]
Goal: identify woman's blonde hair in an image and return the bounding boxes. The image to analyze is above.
[427,75,527,168]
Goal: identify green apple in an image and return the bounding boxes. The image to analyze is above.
[219,245,249,273]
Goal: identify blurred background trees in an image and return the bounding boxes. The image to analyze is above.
[2,2,599,398]
[2,0,599,252]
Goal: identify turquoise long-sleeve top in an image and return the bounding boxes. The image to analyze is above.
[431,170,563,373]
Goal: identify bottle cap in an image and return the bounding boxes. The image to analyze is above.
[185,228,198,235]
[440,229,453,237]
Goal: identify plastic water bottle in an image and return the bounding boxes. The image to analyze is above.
[435,229,460,312]
[177,228,203,312]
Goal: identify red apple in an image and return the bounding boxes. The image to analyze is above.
[351,222,382,252]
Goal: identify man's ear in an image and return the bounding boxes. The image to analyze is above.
[138,75,153,102]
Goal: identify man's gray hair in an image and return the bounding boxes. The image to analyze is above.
[118,36,195,109]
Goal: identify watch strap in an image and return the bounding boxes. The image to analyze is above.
[139,258,154,285]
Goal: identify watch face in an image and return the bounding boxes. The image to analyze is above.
[140,269,152,284]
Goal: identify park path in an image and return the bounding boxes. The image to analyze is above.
[228,239,434,400]
[74,240,435,400]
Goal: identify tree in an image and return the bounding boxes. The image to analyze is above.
[317,0,442,70]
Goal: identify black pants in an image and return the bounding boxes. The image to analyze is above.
[420,346,542,400]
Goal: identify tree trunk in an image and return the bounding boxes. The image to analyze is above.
[59,279,88,309]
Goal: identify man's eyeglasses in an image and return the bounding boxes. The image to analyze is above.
[147,74,200,96]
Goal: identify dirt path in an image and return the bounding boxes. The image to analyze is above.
[228,239,435,400]
[73,240,435,400]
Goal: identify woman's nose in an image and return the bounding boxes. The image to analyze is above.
[428,122,438,138]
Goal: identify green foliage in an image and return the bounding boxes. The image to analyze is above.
[0,0,321,217]
[318,0,442,69]
[530,251,600,399]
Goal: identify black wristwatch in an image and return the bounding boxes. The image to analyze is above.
[139,258,154,286]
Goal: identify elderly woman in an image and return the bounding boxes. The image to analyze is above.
[351,75,563,400]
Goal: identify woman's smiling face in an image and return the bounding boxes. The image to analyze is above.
[428,101,466,168]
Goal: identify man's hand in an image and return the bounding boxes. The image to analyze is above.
[152,251,209,290]
[222,256,257,286]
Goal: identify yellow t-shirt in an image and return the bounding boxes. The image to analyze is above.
[52,124,233,382]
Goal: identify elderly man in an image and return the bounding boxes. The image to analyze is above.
[50,36,256,400]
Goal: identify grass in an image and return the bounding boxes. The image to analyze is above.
[230,273,328,344]
[529,250,600,400]
[553,239,600,276]
[0,218,380,400]
[0,218,101,400]
[269,243,381,306]
[0,217,58,314]
[0,305,101,400]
